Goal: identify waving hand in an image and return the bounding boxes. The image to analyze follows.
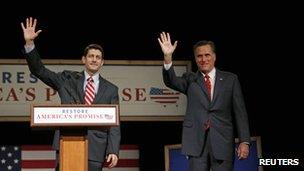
[21,17,42,46]
[157,32,177,64]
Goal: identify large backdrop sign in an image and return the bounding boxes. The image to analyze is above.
[0,59,191,121]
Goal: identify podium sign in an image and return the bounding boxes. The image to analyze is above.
[31,104,119,127]
[30,104,120,171]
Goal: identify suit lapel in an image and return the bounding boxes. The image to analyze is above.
[77,71,85,104]
[212,70,225,104]
[93,75,107,104]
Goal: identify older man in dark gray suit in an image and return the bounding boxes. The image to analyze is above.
[21,17,120,171]
[158,32,250,171]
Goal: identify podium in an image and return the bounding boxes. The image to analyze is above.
[30,104,120,171]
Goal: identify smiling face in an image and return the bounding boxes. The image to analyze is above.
[82,48,104,75]
[194,44,216,74]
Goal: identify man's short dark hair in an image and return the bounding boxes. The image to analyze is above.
[83,44,104,58]
[193,40,216,54]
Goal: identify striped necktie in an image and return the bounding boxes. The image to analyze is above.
[84,76,95,105]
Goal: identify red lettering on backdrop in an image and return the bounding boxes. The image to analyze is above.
[26,87,35,101]
[122,88,131,101]
[46,88,57,101]
[6,88,18,101]
[135,88,146,101]
[0,87,2,100]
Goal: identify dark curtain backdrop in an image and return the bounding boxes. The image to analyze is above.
[0,2,303,170]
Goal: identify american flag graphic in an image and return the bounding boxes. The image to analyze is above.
[1,145,139,171]
[0,145,56,171]
[149,87,180,104]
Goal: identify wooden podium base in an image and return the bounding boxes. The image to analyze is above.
[31,105,119,171]
[60,136,88,171]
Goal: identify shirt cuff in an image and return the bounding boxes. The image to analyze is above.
[164,62,172,70]
[24,44,35,53]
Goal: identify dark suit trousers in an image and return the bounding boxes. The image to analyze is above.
[89,160,103,171]
[189,131,233,171]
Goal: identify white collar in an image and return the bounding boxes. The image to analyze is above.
[202,68,216,79]
[84,71,99,83]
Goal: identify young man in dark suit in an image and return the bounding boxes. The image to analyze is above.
[158,32,250,171]
[21,17,120,171]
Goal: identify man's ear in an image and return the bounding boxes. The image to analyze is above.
[81,56,86,64]
[100,59,105,66]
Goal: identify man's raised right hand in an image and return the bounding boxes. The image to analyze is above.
[21,17,42,46]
